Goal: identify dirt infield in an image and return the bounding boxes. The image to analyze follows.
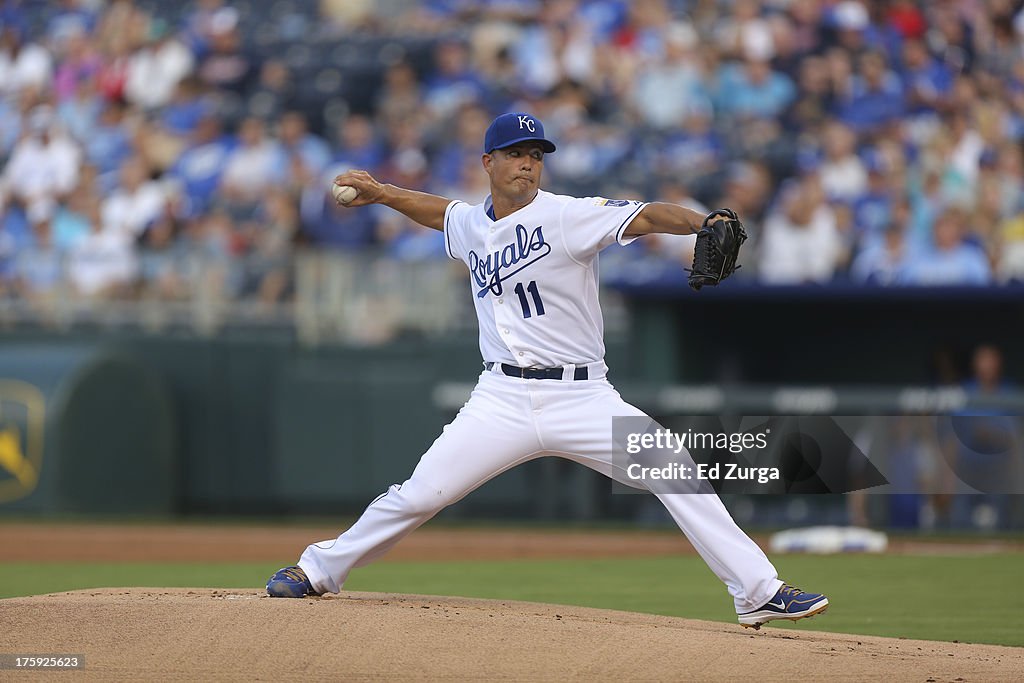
[1,522,1019,563]
[3,588,1022,681]
[3,523,1022,680]
[0,523,698,562]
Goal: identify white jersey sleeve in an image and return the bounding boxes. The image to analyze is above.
[443,199,473,262]
[559,197,647,262]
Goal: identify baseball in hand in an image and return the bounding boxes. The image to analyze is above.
[332,184,358,204]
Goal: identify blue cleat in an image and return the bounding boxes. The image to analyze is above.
[738,584,829,629]
[266,566,316,598]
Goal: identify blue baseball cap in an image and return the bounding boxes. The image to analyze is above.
[483,112,557,154]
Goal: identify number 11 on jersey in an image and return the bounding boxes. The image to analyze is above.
[514,281,545,319]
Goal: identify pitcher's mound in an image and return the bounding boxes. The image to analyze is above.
[3,588,1021,681]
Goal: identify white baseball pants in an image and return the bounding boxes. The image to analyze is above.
[298,368,782,613]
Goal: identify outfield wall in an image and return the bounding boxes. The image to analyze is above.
[0,289,1022,529]
[0,331,640,519]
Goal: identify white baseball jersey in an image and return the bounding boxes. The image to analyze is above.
[443,189,646,368]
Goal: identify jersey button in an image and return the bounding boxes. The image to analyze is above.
[518,352,524,357]
[498,298,503,304]
[503,328,509,334]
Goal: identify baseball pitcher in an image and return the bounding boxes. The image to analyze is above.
[267,113,827,630]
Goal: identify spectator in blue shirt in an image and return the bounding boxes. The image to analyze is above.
[899,38,953,117]
[850,150,896,248]
[423,40,488,121]
[15,215,64,305]
[50,183,93,251]
[160,77,214,139]
[167,114,233,216]
[56,73,103,146]
[904,208,992,285]
[330,114,385,173]
[652,109,724,183]
[84,99,133,180]
[46,0,99,51]
[304,120,385,250]
[838,50,905,134]
[715,47,796,121]
[218,116,287,213]
[630,22,711,131]
[301,188,380,250]
[849,204,914,285]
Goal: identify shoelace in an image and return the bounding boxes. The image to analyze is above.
[779,584,805,597]
[279,567,307,583]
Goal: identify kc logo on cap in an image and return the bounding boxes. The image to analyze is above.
[484,112,557,154]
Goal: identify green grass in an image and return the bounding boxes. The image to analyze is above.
[1,554,1021,647]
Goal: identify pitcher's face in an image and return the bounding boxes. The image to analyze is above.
[483,142,545,201]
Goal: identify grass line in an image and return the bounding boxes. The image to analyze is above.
[1,554,1021,647]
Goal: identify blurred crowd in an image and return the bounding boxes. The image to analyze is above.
[3,0,1024,309]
